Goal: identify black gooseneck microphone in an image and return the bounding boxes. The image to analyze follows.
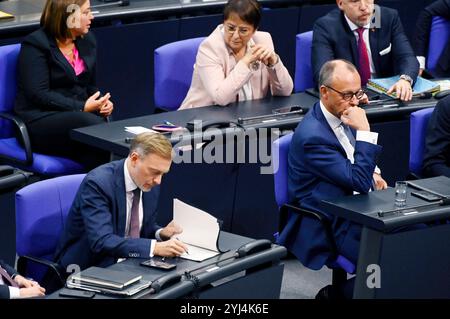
[91,0,130,9]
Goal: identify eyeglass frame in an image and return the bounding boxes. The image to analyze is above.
[224,23,253,37]
[324,85,366,101]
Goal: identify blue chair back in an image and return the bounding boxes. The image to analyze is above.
[154,37,206,111]
[427,16,450,72]
[272,133,293,207]
[294,31,314,93]
[15,174,86,281]
[0,43,20,138]
[409,108,434,176]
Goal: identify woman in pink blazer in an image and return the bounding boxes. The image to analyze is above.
[180,0,293,109]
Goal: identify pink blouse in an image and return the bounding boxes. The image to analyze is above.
[63,46,86,76]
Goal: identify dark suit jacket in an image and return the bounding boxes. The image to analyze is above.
[312,7,419,85]
[0,259,18,299]
[54,159,162,272]
[276,102,382,270]
[423,96,450,177]
[14,28,98,124]
[413,0,450,77]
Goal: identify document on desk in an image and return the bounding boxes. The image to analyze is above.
[173,199,221,262]
[124,126,157,134]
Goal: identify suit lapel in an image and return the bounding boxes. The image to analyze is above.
[76,36,94,73]
[48,36,77,79]
[114,160,127,237]
[369,27,380,75]
[340,13,358,64]
[313,103,348,157]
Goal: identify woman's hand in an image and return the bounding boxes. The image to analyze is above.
[99,99,114,117]
[84,91,111,113]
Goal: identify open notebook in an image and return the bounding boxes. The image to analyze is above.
[173,199,224,262]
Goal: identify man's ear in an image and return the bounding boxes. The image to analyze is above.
[336,0,343,10]
[319,85,328,99]
[129,151,139,165]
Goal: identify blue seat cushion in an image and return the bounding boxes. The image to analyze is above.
[0,138,84,175]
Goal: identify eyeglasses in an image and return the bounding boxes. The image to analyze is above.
[224,24,252,37]
[325,85,366,101]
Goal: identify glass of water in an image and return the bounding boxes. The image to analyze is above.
[395,181,408,207]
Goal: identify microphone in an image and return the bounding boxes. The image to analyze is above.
[235,239,272,258]
[91,0,130,9]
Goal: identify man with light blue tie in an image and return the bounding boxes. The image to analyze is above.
[312,0,419,101]
[277,59,387,298]
[0,259,45,299]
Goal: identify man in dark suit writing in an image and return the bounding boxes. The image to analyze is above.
[277,59,387,298]
[0,259,45,299]
[312,0,419,101]
[53,133,188,278]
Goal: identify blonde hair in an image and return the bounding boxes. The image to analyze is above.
[40,0,87,41]
[129,133,173,160]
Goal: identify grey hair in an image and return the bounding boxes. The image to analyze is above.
[318,59,358,88]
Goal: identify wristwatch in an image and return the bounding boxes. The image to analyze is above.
[400,74,413,86]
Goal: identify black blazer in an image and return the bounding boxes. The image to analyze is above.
[423,96,450,178]
[312,7,419,85]
[0,259,18,299]
[413,0,450,77]
[14,28,98,124]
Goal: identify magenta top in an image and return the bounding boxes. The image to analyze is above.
[62,46,86,76]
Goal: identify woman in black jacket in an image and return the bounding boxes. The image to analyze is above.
[14,0,113,170]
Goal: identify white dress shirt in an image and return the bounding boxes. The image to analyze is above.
[344,15,377,78]
[123,158,162,258]
[0,268,20,299]
[320,102,379,193]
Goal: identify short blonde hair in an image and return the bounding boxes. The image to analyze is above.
[129,133,173,160]
[40,0,87,41]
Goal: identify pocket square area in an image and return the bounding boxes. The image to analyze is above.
[379,44,392,56]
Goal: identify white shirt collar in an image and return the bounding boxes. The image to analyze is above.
[124,158,138,193]
[320,101,342,130]
[344,14,371,32]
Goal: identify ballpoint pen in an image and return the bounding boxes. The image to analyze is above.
[164,121,176,126]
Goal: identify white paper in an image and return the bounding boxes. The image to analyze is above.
[173,199,220,261]
[124,126,157,135]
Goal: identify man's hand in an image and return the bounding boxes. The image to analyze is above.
[373,173,388,190]
[159,220,182,240]
[387,79,413,101]
[19,286,46,298]
[14,275,41,289]
[341,106,370,131]
[153,238,188,258]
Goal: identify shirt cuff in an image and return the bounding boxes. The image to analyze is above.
[149,239,156,258]
[356,130,378,145]
[374,165,381,175]
[417,56,426,70]
[155,228,163,241]
[9,286,20,299]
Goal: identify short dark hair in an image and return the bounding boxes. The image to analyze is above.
[318,59,358,88]
[223,0,261,29]
[40,0,87,41]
